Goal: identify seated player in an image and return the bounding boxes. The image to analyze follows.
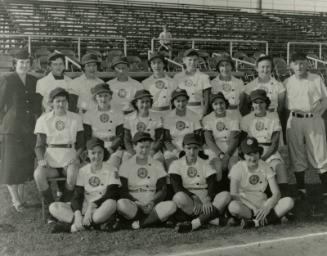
[142,52,176,117]
[49,138,120,233]
[228,137,294,229]
[169,133,231,233]
[34,88,84,207]
[83,83,124,167]
[241,89,288,196]
[203,92,240,189]
[210,55,245,116]
[117,132,177,229]
[163,88,202,168]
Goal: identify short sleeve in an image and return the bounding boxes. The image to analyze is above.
[168,160,181,175]
[202,74,211,91]
[76,167,85,187]
[229,162,243,181]
[36,80,44,96]
[265,165,276,180]
[243,80,255,95]
[277,81,286,94]
[123,115,132,131]
[83,111,92,125]
[202,115,211,131]
[34,116,46,135]
[237,79,245,93]
[76,115,84,132]
[194,117,202,130]
[272,114,282,132]
[204,161,217,178]
[240,115,249,132]
[119,161,130,179]
[154,161,167,180]
[229,116,240,132]
[107,165,121,186]
[319,76,327,98]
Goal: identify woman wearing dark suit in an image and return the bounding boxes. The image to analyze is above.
[0,49,42,212]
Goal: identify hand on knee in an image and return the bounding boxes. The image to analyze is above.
[213,191,231,210]
[172,192,190,208]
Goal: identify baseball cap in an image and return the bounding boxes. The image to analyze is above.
[216,55,234,69]
[290,52,307,62]
[240,137,263,155]
[183,49,199,58]
[171,88,189,102]
[111,56,129,69]
[81,53,99,65]
[250,89,270,103]
[182,133,203,147]
[132,89,152,102]
[48,52,65,63]
[132,132,153,144]
[86,137,105,150]
[149,52,165,63]
[210,92,229,106]
[49,87,69,102]
[91,83,113,96]
[11,48,29,59]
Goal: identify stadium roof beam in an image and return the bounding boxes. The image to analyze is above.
[287,41,327,65]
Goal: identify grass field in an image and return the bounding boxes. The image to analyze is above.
[1,147,327,256]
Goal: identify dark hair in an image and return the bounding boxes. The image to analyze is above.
[206,95,230,115]
[170,94,189,110]
[12,57,33,70]
[216,59,235,73]
[131,97,154,111]
[251,97,271,110]
[51,91,70,103]
[48,55,65,66]
[179,150,208,160]
[133,138,153,146]
[85,147,110,162]
[291,52,307,62]
[148,57,168,72]
[81,62,101,72]
[256,55,274,70]
[238,147,263,160]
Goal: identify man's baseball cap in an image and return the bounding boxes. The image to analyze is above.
[11,48,29,59]
[182,133,203,147]
[250,89,270,103]
[183,49,199,58]
[171,88,189,102]
[240,137,263,155]
[290,52,307,62]
[48,52,65,63]
[149,52,165,63]
[210,92,229,106]
[133,132,153,144]
[111,56,129,69]
[91,83,113,96]
[132,89,152,102]
[86,137,105,150]
[81,53,99,65]
[49,87,69,102]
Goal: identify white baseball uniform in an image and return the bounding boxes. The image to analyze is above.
[34,110,83,168]
[119,155,167,204]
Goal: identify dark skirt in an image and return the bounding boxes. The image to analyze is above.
[0,133,36,185]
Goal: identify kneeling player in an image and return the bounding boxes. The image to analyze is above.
[228,137,294,229]
[117,132,177,229]
[169,133,231,233]
[49,138,120,233]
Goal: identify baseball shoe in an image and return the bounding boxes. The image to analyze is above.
[226,217,241,227]
[51,222,71,233]
[209,217,220,226]
[294,190,307,202]
[175,222,193,233]
[241,219,256,229]
[131,220,140,230]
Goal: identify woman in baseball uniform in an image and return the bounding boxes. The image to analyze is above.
[169,133,231,233]
[228,137,294,229]
[163,88,202,168]
[83,83,124,167]
[210,55,245,116]
[107,56,144,115]
[117,132,176,229]
[49,137,120,233]
[34,88,84,206]
[173,49,211,116]
[123,89,165,163]
[203,92,240,190]
[241,89,288,196]
[142,52,176,117]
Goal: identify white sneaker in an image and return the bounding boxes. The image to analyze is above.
[131,220,140,230]
[209,218,220,226]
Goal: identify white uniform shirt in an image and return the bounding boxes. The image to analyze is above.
[119,155,167,204]
[159,31,172,45]
[202,111,240,153]
[107,77,143,113]
[244,77,285,111]
[124,111,163,139]
[229,160,275,210]
[174,70,211,114]
[69,74,104,112]
[284,73,327,112]
[76,162,121,212]
[34,111,83,168]
[169,156,216,202]
[36,72,72,111]
[142,74,177,111]
[163,109,201,150]
[210,75,244,108]
[83,107,123,148]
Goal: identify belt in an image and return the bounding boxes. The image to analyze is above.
[188,187,207,191]
[47,144,73,148]
[292,112,314,118]
[259,142,272,146]
[152,105,170,111]
[129,188,156,193]
[268,108,276,112]
[188,102,201,106]
[229,105,238,110]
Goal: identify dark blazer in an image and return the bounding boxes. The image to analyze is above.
[0,72,42,135]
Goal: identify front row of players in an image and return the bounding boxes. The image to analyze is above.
[45,131,294,233]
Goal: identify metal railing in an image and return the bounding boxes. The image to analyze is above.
[287,41,327,65]
[307,56,327,69]
[54,50,81,70]
[212,52,256,72]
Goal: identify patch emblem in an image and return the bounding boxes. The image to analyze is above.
[176,121,186,131]
[216,121,226,131]
[99,113,109,123]
[118,88,127,98]
[187,167,197,178]
[88,176,101,187]
[55,120,65,131]
[155,80,165,89]
[247,139,254,145]
[136,122,147,132]
[255,121,265,131]
[137,168,148,179]
[184,79,193,87]
[222,83,232,92]
[249,174,260,185]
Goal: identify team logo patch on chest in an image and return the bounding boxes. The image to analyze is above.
[222,83,232,92]
[184,79,193,87]
[249,174,260,185]
[118,88,127,98]
[176,121,186,131]
[137,168,148,179]
[216,121,226,131]
[55,120,65,131]
[136,122,147,132]
[99,113,110,123]
[187,167,198,178]
[255,121,265,131]
[155,80,165,89]
[89,176,101,187]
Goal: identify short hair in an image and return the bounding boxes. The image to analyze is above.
[256,55,274,69]
[291,52,307,62]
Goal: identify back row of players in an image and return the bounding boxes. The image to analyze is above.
[34,48,327,232]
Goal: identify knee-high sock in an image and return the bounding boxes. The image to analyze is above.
[278,183,289,198]
[294,172,305,190]
[265,210,280,225]
[319,172,327,195]
[41,187,54,205]
[199,208,220,225]
[141,210,160,228]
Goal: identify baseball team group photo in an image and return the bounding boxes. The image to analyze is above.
[1,0,327,255]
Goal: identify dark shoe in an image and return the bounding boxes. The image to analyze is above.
[241,219,255,229]
[51,222,71,233]
[294,190,307,202]
[163,220,175,228]
[227,217,241,227]
[176,222,192,233]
